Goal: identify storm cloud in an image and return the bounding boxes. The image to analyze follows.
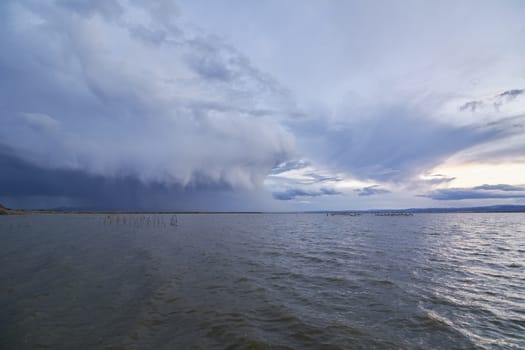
[0,147,276,211]
[0,0,295,199]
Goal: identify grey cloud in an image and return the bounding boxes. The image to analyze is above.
[128,25,169,46]
[271,160,310,175]
[180,35,289,101]
[485,114,525,127]
[454,114,525,163]
[459,100,483,112]
[424,175,456,186]
[401,174,457,193]
[303,173,343,184]
[293,107,510,184]
[498,89,524,100]
[272,188,341,201]
[268,167,342,187]
[460,88,524,112]
[55,0,124,19]
[19,113,61,132]
[267,163,345,203]
[473,184,525,191]
[421,185,525,201]
[355,185,390,197]
[494,89,524,110]
[186,49,235,82]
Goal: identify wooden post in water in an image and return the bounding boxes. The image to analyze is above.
[170,215,178,226]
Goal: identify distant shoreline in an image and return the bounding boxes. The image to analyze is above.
[2,203,525,215]
[0,207,264,215]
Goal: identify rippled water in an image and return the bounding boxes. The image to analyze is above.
[1,213,524,349]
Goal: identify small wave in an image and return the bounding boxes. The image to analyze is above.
[223,337,294,350]
[369,279,395,286]
[206,284,227,290]
[235,277,252,283]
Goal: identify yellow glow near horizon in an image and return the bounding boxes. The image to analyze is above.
[432,162,525,188]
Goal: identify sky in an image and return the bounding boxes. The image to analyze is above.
[1,0,524,211]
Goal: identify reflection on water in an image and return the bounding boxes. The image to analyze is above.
[1,213,524,349]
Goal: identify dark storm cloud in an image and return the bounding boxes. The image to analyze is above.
[0,147,159,209]
[272,188,341,201]
[421,184,525,200]
[355,185,390,197]
[0,148,273,211]
[0,0,295,209]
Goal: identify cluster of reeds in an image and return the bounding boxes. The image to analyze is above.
[102,214,178,227]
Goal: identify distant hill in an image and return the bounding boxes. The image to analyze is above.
[0,203,28,215]
[331,205,525,214]
[402,205,525,213]
[0,203,9,215]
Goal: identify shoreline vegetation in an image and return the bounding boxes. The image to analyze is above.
[1,202,525,215]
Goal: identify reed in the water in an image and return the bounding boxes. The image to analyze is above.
[102,214,178,228]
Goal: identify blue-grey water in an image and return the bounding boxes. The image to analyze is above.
[1,213,524,349]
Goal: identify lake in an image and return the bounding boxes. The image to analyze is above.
[1,213,524,349]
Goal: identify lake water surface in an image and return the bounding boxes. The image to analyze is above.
[1,213,524,349]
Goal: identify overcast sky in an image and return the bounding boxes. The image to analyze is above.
[1,0,524,210]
